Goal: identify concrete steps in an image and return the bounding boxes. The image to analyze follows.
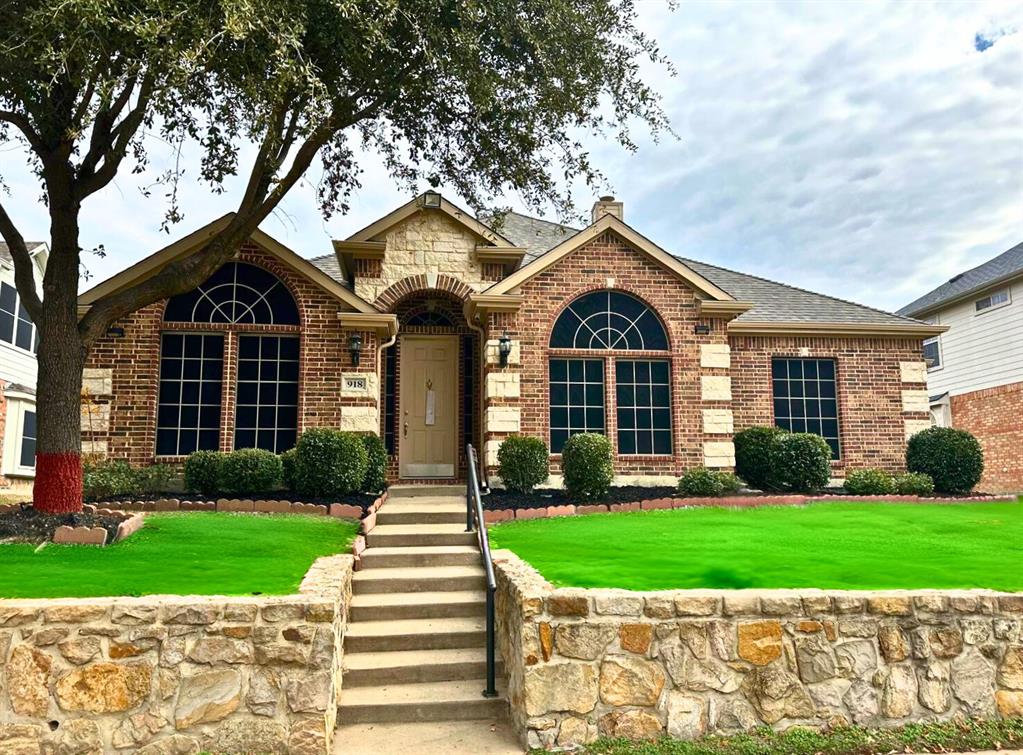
[366,523,477,548]
[359,545,479,569]
[338,679,507,724]
[350,590,487,621]
[343,647,505,686]
[352,565,487,594]
[338,490,507,728]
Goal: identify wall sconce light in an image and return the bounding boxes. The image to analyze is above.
[106,326,125,338]
[348,333,363,366]
[694,324,711,335]
[498,331,512,367]
[420,190,442,208]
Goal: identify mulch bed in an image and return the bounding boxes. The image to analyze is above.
[93,491,381,513]
[0,505,124,544]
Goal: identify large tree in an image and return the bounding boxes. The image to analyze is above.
[0,0,670,513]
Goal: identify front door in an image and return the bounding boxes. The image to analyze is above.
[399,335,458,477]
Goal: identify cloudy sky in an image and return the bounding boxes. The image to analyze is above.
[4,0,1021,312]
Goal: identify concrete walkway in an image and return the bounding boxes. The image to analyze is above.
[334,719,522,754]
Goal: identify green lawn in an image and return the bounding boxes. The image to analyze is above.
[490,500,1023,592]
[0,512,359,598]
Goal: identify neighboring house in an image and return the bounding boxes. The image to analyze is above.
[77,193,941,486]
[898,242,1023,493]
[0,241,47,487]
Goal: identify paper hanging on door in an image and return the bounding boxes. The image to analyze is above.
[425,388,436,425]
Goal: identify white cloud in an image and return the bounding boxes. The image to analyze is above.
[2,0,1020,312]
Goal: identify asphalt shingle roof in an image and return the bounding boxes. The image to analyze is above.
[897,242,1023,318]
[479,211,578,262]
[307,253,350,287]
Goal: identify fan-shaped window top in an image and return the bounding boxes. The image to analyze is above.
[550,291,668,350]
[404,310,455,327]
[164,262,299,325]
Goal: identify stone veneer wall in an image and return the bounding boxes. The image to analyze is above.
[0,554,353,754]
[493,550,1023,750]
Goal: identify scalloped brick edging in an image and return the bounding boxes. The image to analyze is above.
[88,491,389,521]
[482,492,1017,524]
[47,508,146,547]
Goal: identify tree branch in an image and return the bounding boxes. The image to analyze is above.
[0,201,43,320]
[0,109,45,153]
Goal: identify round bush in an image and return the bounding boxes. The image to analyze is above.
[360,433,388,494]
[717,471,744,494]
[771,433,832,493]
[184,451,224,496]
[280,448,298,492]
[844,468,895,496]
[294,429,369,498]
[906,427,983,494]
[82,460,144,501]
[893,471,935,496]
[561,433,613,500]
[218,448,283,494]
[678,467,724,497]
[497,436,549,493]
[734,426,786,491]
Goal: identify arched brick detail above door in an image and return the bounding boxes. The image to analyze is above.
[373,274,475,312]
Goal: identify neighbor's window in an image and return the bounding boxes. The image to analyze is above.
[923,337,941,369]
[19,409,36,469]
[0,281,37,353]
[616,360,672,454]
[771,357,840,459]
[234,335,299,453]
[156,334,224,456]
[975,288,1010,313]
[549,359,605,453]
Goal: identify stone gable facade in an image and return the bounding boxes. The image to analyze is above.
[79,196,935,485]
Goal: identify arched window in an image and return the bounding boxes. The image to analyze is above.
[550,290,668,350]
[164,262,299,325]
[548,290,672,455]
[404,310,455,327]
[157,262,300,457]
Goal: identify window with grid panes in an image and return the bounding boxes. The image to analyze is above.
[156,334,224,455]
[771,357,840,458]
[616,360,672,454]
[549,359,605,453]
[234,335,299,452]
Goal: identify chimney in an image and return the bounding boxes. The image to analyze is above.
[591,195,623,224]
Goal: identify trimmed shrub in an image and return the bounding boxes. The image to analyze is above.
[280,448,298,492]
[678,467,724,497]
[184,451,224,496]
[717,471,744,494]
[497,436,549,493]
[294,428,369,498]
[771,432,832,493]
[734,426,786,491]
[218,448,283,494]
[893,471,935,496]
[361,433,388,494]
[906,426,984,494]
[138,463,178,494]
[82,460,144,501]
[844,468,895,496]
[561,433,613,500]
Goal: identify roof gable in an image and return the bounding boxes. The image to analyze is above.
[485,213,741,304]
[345,194,518,248]
[78,214,376,314]
[898,241,1023,318]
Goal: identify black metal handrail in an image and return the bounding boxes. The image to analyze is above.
[465,444,498,698]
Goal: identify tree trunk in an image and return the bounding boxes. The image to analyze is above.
[32,203,85,514]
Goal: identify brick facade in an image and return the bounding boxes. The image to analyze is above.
[82,243,378,466]
[83,215,928,487]
[950,381,1023,493]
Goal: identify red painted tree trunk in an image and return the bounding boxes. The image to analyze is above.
[32,203,85,514]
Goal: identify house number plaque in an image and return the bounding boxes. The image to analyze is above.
[344,376,368,392]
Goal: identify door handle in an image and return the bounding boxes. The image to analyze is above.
[403,422,408,438]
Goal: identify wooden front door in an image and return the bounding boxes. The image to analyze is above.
[399,335,458,478]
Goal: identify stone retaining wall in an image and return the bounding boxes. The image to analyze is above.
[0,554,354,754]
[492,550,1023,750]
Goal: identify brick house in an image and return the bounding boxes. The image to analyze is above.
[78,193,942,486]
[898,242,1022,493]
